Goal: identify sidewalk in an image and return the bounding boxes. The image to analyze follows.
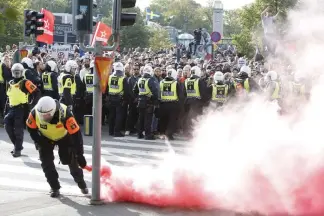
[0,189,228,216]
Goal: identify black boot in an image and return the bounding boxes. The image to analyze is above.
[50,189,60,198]
[78,181,89,195]
[11,150,21,157]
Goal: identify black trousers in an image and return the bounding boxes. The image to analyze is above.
[108,104,124,135]
[38,135,84,190]
[183,103,203,135]
[126,103,138,132]
[138,106,154,137]
[4,106,25,151]
[159,103,178,136]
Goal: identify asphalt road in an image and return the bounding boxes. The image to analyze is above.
[0,128,241,216]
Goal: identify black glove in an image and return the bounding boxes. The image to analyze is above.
[77,154,87,168]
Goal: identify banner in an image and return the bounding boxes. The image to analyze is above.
[36,8,55,44]
[49,44,71,60]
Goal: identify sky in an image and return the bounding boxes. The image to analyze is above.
[135,0,255,10]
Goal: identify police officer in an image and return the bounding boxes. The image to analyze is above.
[183,66,208,137]
[107,62,128,137]
[5,63,41,157]
[58,60,78,111]
[209,71,231,108]
[0,55,12,124]
[73,63,85,124]
[42,60,59,100]
[159,69,183,140]
[26,96,88,198]
[233,65,260,100]
[264,70,281,101]
[133,65,159,140]
[21,57,42,89]
[83,61,94,115]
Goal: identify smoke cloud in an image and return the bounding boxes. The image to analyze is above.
[98,0,324,215]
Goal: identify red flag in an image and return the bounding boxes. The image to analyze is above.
[91,22,112,47]
[36,8,55,44]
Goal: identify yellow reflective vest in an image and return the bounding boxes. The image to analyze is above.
[138,77,152,97]
[234,79,250,93]
[7,80,28,106]
[271,82,281,99]
[211,84,228,102]
[84,73,94,93]
[42,72,53,91]
[160,80,178,102]
[0,64,4,83]
[35,104,67,141]
[185,78,200,98]
[108,75,124,95]
[58,73,75,95]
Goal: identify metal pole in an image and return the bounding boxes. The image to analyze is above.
[64,33,68,44]
[91,41,103,204]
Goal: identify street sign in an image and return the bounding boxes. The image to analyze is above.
[20,49,28,59]
[94,56,114,93]
[211,31,221,43]
[54,24,73,36]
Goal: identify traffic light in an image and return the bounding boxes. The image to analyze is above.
[113,0,137,30]
[24,10,45,37]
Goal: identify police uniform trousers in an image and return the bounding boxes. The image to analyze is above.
[183,101,203,136]
[159,102,179,137]
[108,103,125,135]
[126,102,138,133]
[73,97,85,125]
[0,83,7,119]
[84,94,93,115]
[4,105,25,151]
[138,105,154,138]
[38,135,85,190]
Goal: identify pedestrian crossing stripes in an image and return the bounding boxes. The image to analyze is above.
[0,136,190,195]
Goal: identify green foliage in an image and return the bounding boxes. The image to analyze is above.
[119,7,150,48]
[148,0,211,32]
[228,0,299,57]
[148,28,172,51]
[223,10,242,37]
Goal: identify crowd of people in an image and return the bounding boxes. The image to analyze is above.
[0,41,309,197]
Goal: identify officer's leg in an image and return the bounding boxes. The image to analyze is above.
[39,141,60,197]
[121,103,128,131]
[108,105,116,135]
[158,103,168,135]
[166,105,178,139]
[137,108,145,138]
[10,108,25,156]
[126,104,138,133]
[57,137,88,194]
[114,104,125,137]
[144,106,154,139]
[4,109,16,151]
[182,104,191,136]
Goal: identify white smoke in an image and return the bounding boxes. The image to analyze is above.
[188,0,324,214]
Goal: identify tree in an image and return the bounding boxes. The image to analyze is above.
[148,28,172,51]
[232,0,299,57]
[148,0,211,32]
[0,0,27,47]
[28,0,68,13]
[223,10,242,37]
[119,7,150,48]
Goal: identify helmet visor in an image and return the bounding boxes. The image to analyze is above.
[37,110,55,122]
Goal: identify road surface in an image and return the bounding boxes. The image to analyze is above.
[0,129,238,216]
